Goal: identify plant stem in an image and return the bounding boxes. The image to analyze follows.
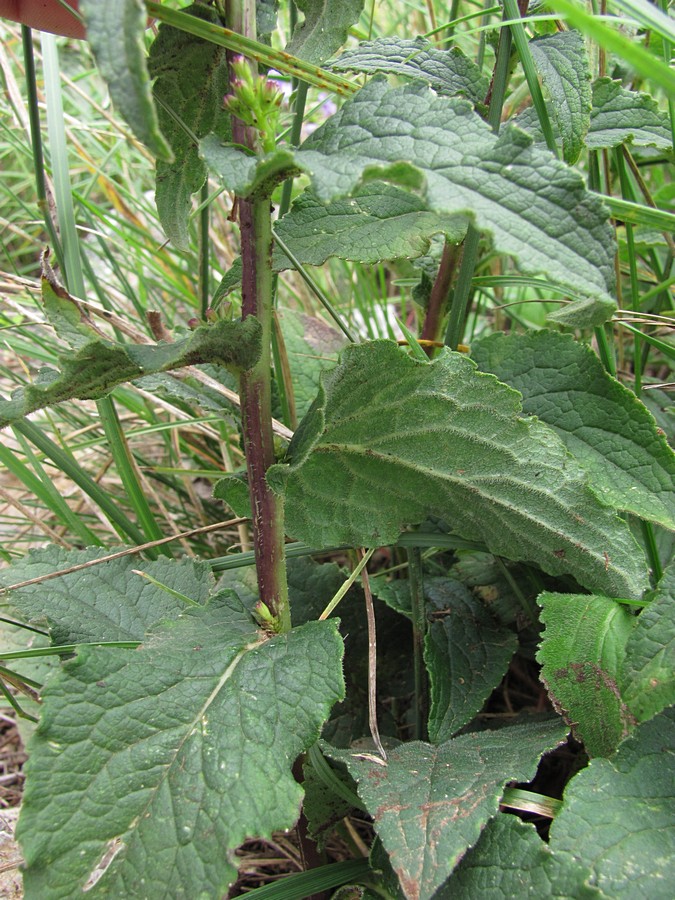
[227,0,291,632]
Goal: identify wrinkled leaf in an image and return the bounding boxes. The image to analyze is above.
[0,547,214,645]
[472,331,675,531]
[327,717,568,900]
[148,3,232,248]
[80,0,171,160]
[586,77,673,150]
[268,342,648,600]
[622,565,675,724]
[329,36,488,103]
[275,184,467,267]
[18,596,344,898]
[286,0,365,64]
[424,578,517,742]
[0,316,261,429]
[203,78,617,325]
[538,592,636,757]
[550,708,675,898]
[529,30,591,164]
[438,815,601,898]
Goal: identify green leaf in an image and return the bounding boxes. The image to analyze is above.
[79,0,171,161]
[17,596,345,898]
[275,184,468,267]
[0,547,214,645]
[471,331,675,531]
[550,708,675,899]
[299,79,615,309]
[204,79,617,324]
[326,717,568,900]
[329,36,489,104]
[537,592,636,757]
[268,341,648,600]
[586,78,673,151]
[199,139,300,199]
[148,3,232,249]
[0,317,261,429]
[622,565,675,725]
[529,30,591,164]
[437,815,601,899]
[424,578,517,742]
[286,0,365,65]
[276,308,347,420]
[214,473,252,519]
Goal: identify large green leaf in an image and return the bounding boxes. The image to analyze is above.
[79,0,171,160]
[538,592,636,757]
[275,184,467,267]
[203,78,617,325]
[17,595,344,898]
[268,341,648,600]
[586,78,673,150]
[438,815,601,898]
[622,565,675,724]
[286,0,365,64]
[549,708,675,898]
[148,3,231,249]
[0,547,214,645]
[0,317,261,429]
[472,331,675,531]
[424,578,517,742]
[529,30,591,164]
[329,36,489,103]
[327,718,568,900]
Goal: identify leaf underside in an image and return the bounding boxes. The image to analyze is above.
[18,594,344,898]
[268,341,648,600]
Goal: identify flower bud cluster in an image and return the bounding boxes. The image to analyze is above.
[223,55,284,154]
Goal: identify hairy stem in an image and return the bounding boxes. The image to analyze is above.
[227,0,291,631]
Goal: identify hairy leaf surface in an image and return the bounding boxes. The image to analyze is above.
[538,592,636,757]
[587,77,673,150]
[268,342,648,599]
[529,30,591,163]
[286,0,365,64]
[329,36,488,102]
[0,548,214,645]
[622,565,675,724]
[148,3,231,248]
[203,79,617,324]
[79,0,171,160]
[424,579,517,742]
[327,718,567,900]
[472,331,675,530]
[275,184,467,267]
[550,709,675,898]
[0,317,261,429]
[438,816,600,898]
[18,597,344,898]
